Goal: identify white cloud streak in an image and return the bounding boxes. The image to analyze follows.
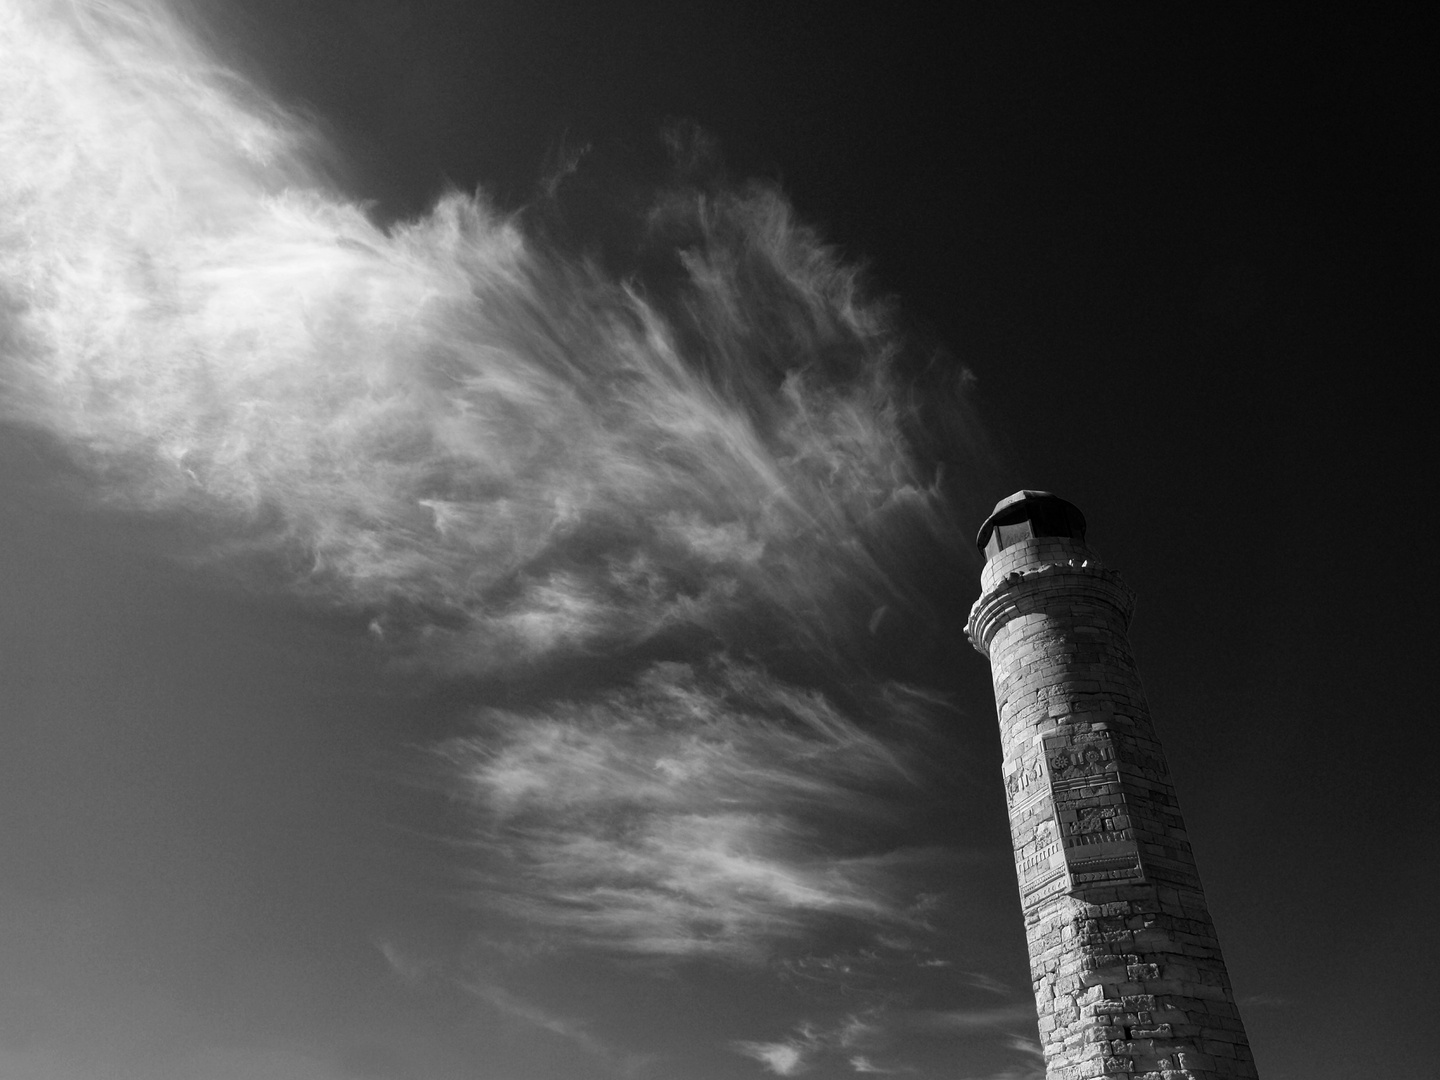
[905,1004,1039,1032]
[443,660,931,961]
[733,1012,910,1078]
[734,1040,811,1076]
[959,970,1015,996]
[0,0,978,999]
[849,1056,912,1075]
[731,996,1044,1078]
[0,0,947,677]
[466,978,655,1079]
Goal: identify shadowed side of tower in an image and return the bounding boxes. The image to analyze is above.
[966,492,1257,1080]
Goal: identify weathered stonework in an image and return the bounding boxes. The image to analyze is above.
[966,492,1257,1080]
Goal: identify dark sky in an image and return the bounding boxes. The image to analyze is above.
[0,3,1434,1079]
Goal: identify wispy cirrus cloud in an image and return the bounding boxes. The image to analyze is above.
[0,5,997,1078]
[905,1004,1039,1032]
[442,660,938,961]
[374,940,436,988]
[0,0,956,680]
[735,1038,811,1076]
[1,0,975,980]
[958,971,1014,996]
[465,978,656,1079]
[849,1055,914,1074]
[733,1011,907,1077]
[733,998,1041,1078]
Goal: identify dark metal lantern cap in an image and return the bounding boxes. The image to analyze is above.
[976,490,1087,558]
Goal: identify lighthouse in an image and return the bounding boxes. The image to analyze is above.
[966,491,1257,1080]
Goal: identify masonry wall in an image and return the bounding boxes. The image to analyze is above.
[968,536,1257,1080]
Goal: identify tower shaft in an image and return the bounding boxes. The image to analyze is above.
[966,492,1257,1080]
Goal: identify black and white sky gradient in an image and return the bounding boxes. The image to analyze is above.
[0,3,1433,1079]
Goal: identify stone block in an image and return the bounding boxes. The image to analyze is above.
[1131,1024,1173,1038]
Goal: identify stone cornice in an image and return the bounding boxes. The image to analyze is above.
[965,560,1135,658]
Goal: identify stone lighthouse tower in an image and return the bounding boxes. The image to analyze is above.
[966,491,1257,1080]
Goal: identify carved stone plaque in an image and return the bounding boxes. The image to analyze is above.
[1015,825,1064,897]
[1043,729,1145,890]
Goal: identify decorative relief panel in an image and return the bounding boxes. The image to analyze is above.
[1010,756,1066,907]
[1045,729,1145,890]
[1011,728,1145,907]
[1005,756,1045,807]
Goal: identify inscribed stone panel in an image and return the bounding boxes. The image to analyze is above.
[1044,729,1145,890]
